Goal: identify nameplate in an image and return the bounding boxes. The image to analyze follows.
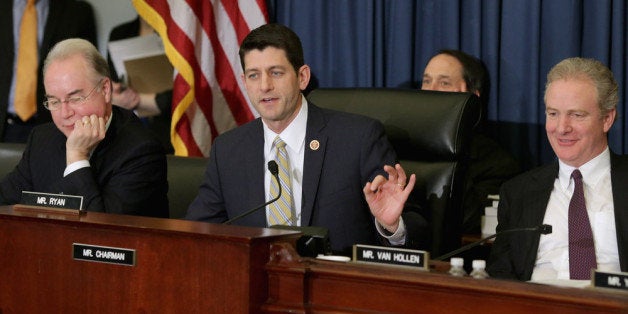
[593,270,628,292]
[20,191,83,210]
[353,244,429,270]
[73,243,136,266]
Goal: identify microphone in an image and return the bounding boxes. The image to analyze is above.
[223,161,281,225]
[434,224,552,261]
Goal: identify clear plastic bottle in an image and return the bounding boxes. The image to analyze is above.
[469,259,489,279]
[448,257,467,277]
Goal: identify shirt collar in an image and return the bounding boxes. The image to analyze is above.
[558,146,610,190]
[263,94,308,154]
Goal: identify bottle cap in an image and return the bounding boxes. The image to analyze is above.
[450,257,464,267]
[472,259,486,269]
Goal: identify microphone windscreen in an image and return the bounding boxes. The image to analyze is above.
[539,224,552,234]
[268,160,279,175]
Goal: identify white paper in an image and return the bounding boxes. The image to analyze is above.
[107,33,165,81]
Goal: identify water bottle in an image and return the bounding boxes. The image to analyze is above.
[469,259,489,279]
[448,257,467,277]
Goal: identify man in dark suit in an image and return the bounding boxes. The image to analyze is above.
[0,0,97,143]
[488,57,627,281]
[186,23,428,254]
[0,38,168,218]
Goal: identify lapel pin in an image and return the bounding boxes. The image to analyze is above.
[309,140,320,151]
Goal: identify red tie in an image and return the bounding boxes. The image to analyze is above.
[568,169,597,280]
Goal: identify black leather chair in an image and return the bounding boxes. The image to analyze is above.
[0,143,25,179]
[166,155,208,219]
[308,88,480,256]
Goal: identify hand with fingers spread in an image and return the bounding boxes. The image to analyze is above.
[66,114,108,164]
[364,163,416,233]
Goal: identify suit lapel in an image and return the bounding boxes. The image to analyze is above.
[610,153,628,271]
[527,163,557,226]
[301,104,327,226]
[244,120,267,225]
[0,1,15,131]
[520,162,557,278]
[0,1,14,72]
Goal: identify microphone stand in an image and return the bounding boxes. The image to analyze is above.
[435,224,552,261]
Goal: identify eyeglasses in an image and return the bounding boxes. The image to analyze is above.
[43,78,105,111]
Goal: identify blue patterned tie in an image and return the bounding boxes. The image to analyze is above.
[268,136,294,226]
[568,169,597,280]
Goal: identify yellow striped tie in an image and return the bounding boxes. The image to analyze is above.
[268,136,294,226]
[15,0,38,121]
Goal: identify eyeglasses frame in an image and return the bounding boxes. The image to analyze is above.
[43,77,105,111]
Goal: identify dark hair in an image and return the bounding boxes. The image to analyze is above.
[239,23,304,74]
[435,49,489,105]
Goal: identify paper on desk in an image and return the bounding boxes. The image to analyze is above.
[108,33,173,93]
[529,279,591,288]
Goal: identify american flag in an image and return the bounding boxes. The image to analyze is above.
[132,0,268,156]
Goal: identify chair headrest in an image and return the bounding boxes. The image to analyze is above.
[307,88,481,161]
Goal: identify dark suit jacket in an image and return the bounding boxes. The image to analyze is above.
[0,0,96,136]
[0,106,169,218]
[462,133,521,233]
[186,103,429,254]
[487,152,628,280]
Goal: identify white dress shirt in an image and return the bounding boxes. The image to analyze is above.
[531,147,620,281]
[261,95,405,244]
[262,96,307,226]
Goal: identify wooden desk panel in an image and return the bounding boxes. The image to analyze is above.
[0,206,299,313]
[264,243,628,314]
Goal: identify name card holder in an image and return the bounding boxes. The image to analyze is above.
[353,244,429,270]
[14,191,84,219]
[593,270,628,293]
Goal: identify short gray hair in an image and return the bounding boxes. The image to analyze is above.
[43,38,110,84]
[544,57,618,115]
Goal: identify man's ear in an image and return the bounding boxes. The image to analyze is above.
[298,65,310,91]
[603,108,617,133]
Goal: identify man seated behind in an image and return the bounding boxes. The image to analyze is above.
[487,57,627,281]
[186,24,429,255]
[0,38,168,218]
[421,49,520,234]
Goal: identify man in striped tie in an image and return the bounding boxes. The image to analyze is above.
[186,23,429,255]
[487,57,627,282]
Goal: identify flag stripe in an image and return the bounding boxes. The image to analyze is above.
[133,0,267,157]
[170,1,219,155]
[133,0,202,155]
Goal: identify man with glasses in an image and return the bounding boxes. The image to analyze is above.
[0,38,169,218]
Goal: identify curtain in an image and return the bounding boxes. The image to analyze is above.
[267,0,627,170]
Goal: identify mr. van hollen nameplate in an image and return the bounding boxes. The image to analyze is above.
[353,244,429,270]
[73,243,136,266]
